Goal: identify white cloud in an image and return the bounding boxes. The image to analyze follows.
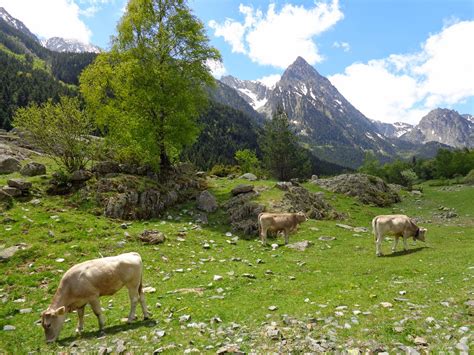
[329,21,474,124]
[209,1,344,69]
[0,0,93,42]
[256,74,281,88]
[206,59,226,79]
[333,41,350,52]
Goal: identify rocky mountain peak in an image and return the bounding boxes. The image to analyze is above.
[220,75,271,110]
[0,7,39,42]
[280,56,323,83]
[42,37,101,53]
[401,108,473,148]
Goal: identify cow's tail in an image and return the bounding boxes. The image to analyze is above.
[372,216,378,240]
[257,212,263,237]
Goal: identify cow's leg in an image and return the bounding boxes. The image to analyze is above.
[138,285,150,320]
[284,228,289,245]
[392,237,399,252]
[89,298,105,333]
[403,235,408,251]
[126,285,139,323]
[75,305,85,334]
[376,233,383,256]
[261,227,268,246]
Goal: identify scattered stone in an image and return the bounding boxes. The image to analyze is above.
[225,232,233,237]
[286,240,312,251]
[3,325,15,331]
[179,314,191,323]
[380,302,393,308]
[268,305,278,311]
[336,223,353,230]
[143,287,156,293]
[2,186,21,197]
[203,243,211,249]
[264,325,281,340]
[231,184,254,196]
[318,236,336,241]
[241,273,256,279]
[30,198,41,206]
[464,300,474,307]
[393,326,404,333]
[55,258,65,263]
[216,344,244,354]
[213,275,223,281]
[0,244,28,260]
[353,227,368,233]
[154,329,166,338]
[197,190,218,213]
[0,156,21,174]
[414,336,428,346]
[271,243,279,250]
[456,342,469,352]
[7,178,32,191]
[239,173,257,181]
[138,230,165,244]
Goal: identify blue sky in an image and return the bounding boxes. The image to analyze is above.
[1,0,473,123]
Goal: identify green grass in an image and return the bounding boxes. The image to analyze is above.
[0,166,472,353]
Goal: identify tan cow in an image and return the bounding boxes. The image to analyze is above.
[372,214,427,256]
[41,252,150,343]
[258,212,307,245]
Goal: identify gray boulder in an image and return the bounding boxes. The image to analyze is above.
[275,182,293,191]
[92,161,120,175]
[7,179,32,191]
[222,191,264,237]
[0,244,28,261]
[0,190,13,209]
[282,186,341,220]
[231,184,254,196]
[286,240,313,251]
[138,230,166,244]
[239,173,257,181]
[0,156,21,174]
[2,186,21,197]
[20,162,46,176]
[197,190,218,212]
[70,170,93,182]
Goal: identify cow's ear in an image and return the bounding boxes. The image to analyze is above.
[54,306,66,316]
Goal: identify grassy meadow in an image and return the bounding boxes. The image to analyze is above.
[0,162,473,353]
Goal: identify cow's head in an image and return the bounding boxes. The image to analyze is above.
[415,227,427,242]
[296,211,307,222]
[41,306,66,343]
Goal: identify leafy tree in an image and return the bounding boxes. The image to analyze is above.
[12,96,96,173]
[262,110,311,180]
[358,151,382,177]
[400,169,418,189]
[235,149,261,175]
[80,0,220,172]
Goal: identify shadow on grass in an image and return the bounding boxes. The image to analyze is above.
[58,319,156,345]
[382,246,428,257]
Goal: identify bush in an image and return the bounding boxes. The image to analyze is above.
[235,149,261,176]
[209,164,241,177]
[463,169,474,185]
[13,96,97,173]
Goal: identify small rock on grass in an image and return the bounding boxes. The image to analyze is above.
[380,302,393,308]
[268,305,278,311]
[414,336,428,346]
[3,325,15,331]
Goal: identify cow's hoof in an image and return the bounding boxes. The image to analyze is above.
[376,253,383,257]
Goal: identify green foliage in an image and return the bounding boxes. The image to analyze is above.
[80,0,221,171]
[463,169,474,185]
[12,96,96,173]
[235,149,261,176]
[0,18,95,130]
[358,151,382,176]
[181,102,262,170]
[432,148,474,179]
[400,169,418,190]
[209,164,241,177]
[262,110,311,180]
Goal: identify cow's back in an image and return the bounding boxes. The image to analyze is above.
[373,214,412,236]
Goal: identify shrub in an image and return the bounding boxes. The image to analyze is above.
[209,164,241,177]
[13,96,97,173]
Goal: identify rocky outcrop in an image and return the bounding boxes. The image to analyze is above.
[231,184,254,196]
[282,186,342,219]
[313,174,400,207]
[0,190,13,210]
[223,191,265,237]
[20,162,46,176]
[2,178,32,200]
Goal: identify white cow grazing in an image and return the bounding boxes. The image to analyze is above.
[41,252,150,343]
[372,214,427,256]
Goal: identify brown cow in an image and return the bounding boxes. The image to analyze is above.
[372,214,427,256]
[41,252,150,343]
[258,212,307,245]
